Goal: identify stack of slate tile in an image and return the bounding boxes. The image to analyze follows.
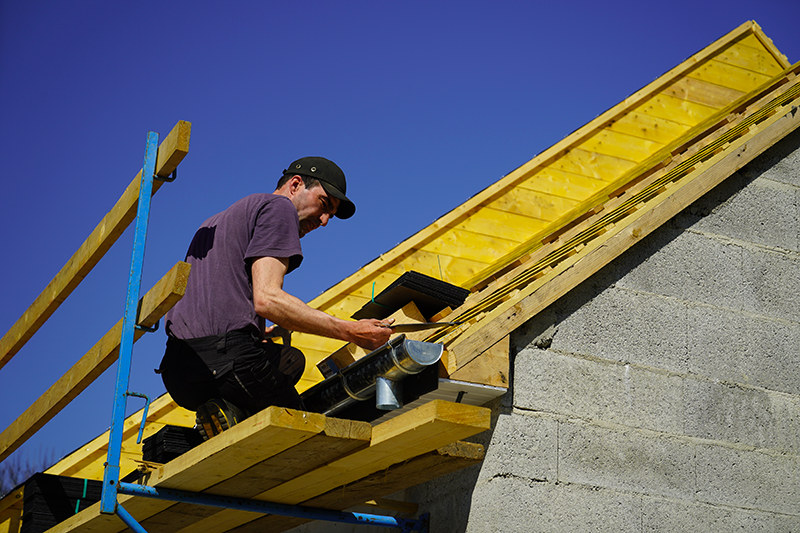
[142,425,203,464]
[351,271,470,320]
[22,473,102,533]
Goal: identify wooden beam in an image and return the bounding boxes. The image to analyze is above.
[0,120,191,370]
[449,335,509,388]
[446,91,800,370]
[750,21,792,69]
[236,441,485,533]
[0,262,191,463]
[45,403,487,533]
[0,487,23,516]
[0,507,21,533]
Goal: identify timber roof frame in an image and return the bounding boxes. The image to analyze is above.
[290,20,795,386]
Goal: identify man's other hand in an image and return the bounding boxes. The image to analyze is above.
[349,318,395,351]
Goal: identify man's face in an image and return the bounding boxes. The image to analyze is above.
[293,181,340,238]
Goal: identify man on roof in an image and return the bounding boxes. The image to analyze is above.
[158,157,393,440]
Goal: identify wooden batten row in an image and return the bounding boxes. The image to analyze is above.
[0,120,191,370]
[427,68,800,373]
[290,22,790,387]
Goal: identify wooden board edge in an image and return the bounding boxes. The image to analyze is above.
[0,262,190,463]
[751,20,792,69]
[0,121,191,369]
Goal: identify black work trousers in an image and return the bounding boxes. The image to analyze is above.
[158,328,305,415]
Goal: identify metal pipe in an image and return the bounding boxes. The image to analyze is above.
[101,131,159,515]
[376,377,402,410]
[118,482,427,530]
[116,504,149,533]
[301,335,442,416]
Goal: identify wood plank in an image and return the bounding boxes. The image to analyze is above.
[450,335,509,388]
[0,507,21,533]
[446,91,800,371]
[635,93,718,127]
[454,208,544,243]
[0,487,23,518]
[393,250,487,286]
[518,168,609,201]
[739,26,791,69]
[550,147,638,180]
[313,293,371,319]
[266,400,489,502]
[577,129,665,162]
[152,409,327,492]
[419,227,522,265]
[174,401,490,533]
[609,111,692,144]
[231,441,485,533]
[661,77,745,109]
[140,417,371,533]
[687,59,773,93]
[0,262,190,463]
[717,41,785,77]
[0,120,191,370]
[485,187,580,220]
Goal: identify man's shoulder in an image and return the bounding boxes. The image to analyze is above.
[227,193,295,217]
[238,192,287,206]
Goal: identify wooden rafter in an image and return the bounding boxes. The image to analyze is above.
[289,22,791,388]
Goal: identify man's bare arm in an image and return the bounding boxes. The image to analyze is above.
[251,256,393,351]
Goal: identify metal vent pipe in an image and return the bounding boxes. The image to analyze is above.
[301,335,443,416]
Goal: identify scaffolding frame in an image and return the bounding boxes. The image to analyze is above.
[98,130,430,533]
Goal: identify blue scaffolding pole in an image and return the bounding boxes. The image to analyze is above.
[98,130,430,533]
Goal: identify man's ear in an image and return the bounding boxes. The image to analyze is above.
[289,175,305,194]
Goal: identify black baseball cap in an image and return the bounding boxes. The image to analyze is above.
[283,156,355,219]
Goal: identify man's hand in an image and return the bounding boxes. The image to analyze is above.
[264,324,293,345]
[347,318,395,351]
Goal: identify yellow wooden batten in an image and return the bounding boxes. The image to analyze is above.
[291,20,791,390]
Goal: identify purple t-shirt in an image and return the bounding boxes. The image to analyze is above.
[166,194,303,340]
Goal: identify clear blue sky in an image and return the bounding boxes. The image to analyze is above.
[1,1,797,470]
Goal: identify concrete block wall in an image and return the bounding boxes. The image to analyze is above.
[289,130,800,533]
[403,128,800,533]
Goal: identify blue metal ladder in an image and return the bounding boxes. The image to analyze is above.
[99,130,429,533]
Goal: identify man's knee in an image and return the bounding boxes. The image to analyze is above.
[278,345,305,386]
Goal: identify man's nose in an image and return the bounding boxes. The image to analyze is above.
[320,213,330,227]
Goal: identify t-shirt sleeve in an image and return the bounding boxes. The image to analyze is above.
[245,196,303,273]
